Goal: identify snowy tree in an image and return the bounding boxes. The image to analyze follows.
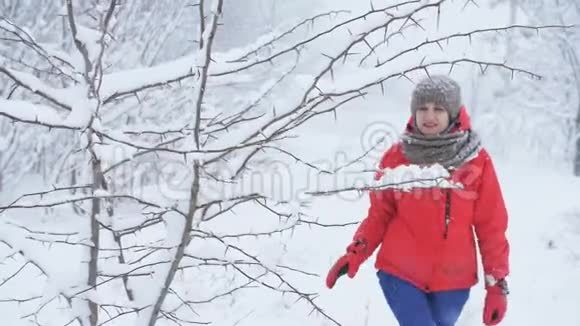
[0,0,65,190]
[0,1,562,325]
[475,0,580,173]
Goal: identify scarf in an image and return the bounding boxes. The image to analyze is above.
[401,129,482,169]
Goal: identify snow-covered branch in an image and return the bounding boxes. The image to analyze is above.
[100,56,199,104]
[193,0,223,150]
[65,0,93,88]
[0,99,76,129]
[0,236,82,326]
[0,67,73,111]
[307,164,459,196]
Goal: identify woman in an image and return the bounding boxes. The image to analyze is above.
[325,75,510,326]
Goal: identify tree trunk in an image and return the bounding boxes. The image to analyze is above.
[146,161,200,326]
[503,0,517,89]
[566,45,580,176]
[88,130,103,326]
[574,104,580,176]
[0,151,3,192]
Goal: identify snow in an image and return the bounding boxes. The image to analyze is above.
[210,0,222,12]
[0,99,70,126]
[0,220,86,295]
[63,89,97,127]
[304,163,458,198]
[374,163,457,190]
[100,55,197,101]
[0,88,97,130]
[162,211,186,247]
[74,24,102,64]
[93,140,139,172]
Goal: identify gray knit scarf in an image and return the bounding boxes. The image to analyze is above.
[401,129,482,169]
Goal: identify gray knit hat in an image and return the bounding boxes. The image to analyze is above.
[410,75,462,120]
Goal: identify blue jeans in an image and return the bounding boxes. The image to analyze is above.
[377,270,469,326]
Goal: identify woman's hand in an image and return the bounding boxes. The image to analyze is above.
[483,278,509,325]
[326,239,368,289]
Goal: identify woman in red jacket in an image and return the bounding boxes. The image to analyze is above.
[326,75,510,326]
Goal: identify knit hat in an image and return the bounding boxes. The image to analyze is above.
[410,75,462,120]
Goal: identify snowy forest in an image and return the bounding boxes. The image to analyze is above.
[0,0,579,325]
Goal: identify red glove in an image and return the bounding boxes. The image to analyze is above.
[483,278,509,325]
[326,239,368,289]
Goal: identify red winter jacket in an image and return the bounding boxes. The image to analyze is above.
[354,107,509,292]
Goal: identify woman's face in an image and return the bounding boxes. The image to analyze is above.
[415,102,450,135]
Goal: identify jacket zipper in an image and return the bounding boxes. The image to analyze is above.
[444,189,451,239]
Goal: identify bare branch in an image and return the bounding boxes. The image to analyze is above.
[102,134,186,175]
[212,0,424,77]
[97,305,149,326]
[0,261,29,288]
[0,17,76,80]
[230,10,350,63]
[0,239,79,324]
[297,1,444,110]
[210,236,343,326]
[23,236,92,248]
[167,274,262,313]
[0,193,185,218]
[93,0,119,97]
[206,93,364,179]
[203,55,299,137]
[198,0,205,49]
[276,264,319,277]
[101,68,198,105]
[322,58,542,99]
[5,221,80,237]
[261,145,332,174]
[72,260,173,297]
[359,17,418,65]
[206,4,447,169]
[376,24,574,67]
[0,296,42,304]
[146,157,201,326]
[116,216,165,237]
[197,192,264,211]
[200,195,259,222]
[96,127,288,156]
[0,184,91,214]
